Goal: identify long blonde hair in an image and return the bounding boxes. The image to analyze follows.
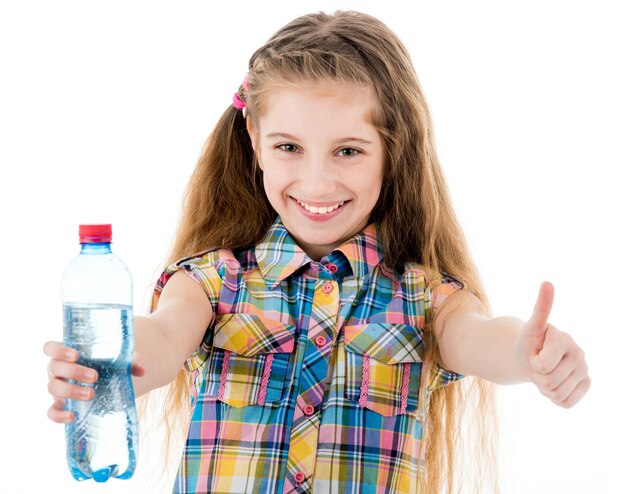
[150,10,498,493]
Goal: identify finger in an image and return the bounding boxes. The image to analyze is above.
[47,397,74,424]
[528,281,555,331]
[523,282,555,357]
[47,377,94,401]
[530,326,568,374]
[47,360,98,384]
[48,406,74,423]
[43,341,78,362]
[130,351,145,378]
[131,360,146,378]
[531,351,578,389]
[555,376,592,409]
[548,366,589,405]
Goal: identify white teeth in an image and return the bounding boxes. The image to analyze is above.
[297,200,345,214]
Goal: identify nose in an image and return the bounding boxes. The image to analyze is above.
[298,154,338,197]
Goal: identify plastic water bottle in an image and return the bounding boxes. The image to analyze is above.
[62,224,138,482]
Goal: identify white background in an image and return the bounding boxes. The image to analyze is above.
[1,0,624,492]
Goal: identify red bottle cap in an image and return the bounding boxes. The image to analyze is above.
[79,224,113,243]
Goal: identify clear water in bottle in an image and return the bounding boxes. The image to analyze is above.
[62,224,138,482]
[63,303,137,482]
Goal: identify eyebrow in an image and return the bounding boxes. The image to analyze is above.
[265,132,375,146]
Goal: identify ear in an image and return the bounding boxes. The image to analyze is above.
[246,118,258,151]
[246,118,263,171]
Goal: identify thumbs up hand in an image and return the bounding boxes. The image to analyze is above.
[516,282,591,408]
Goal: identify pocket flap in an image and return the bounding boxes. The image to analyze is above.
[214,313,295,356]
[344,323,424,364]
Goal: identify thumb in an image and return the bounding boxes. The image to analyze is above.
[524,281,554,355]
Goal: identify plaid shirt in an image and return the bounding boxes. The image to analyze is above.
[151,218,463,494]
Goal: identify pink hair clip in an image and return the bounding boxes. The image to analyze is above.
[232,92,246,110]
[232,74,249,113]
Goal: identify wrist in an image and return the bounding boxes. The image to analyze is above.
[511,319,535,383]
[483,315,531,384]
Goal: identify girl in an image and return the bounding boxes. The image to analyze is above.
[44,10,590,494]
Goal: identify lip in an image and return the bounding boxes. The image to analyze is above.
[290,196,349,222]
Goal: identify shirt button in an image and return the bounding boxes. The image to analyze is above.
[294,472,305,484]
[322,281,333,294]
[327,263,338,274]
[315,335,327,347]
[303,404,315,416]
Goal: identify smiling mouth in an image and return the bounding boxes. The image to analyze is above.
[294,198,347,214]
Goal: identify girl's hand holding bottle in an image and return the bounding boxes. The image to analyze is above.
[44,340,146,423]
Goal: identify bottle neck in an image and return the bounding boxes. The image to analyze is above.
[80,242,112,254]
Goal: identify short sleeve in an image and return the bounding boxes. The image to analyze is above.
[150,250,226,371]
[425,273,465,391]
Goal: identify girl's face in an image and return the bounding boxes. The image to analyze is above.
[248,81,385,260]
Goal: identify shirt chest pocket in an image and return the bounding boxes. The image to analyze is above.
[206,313,295,408]
[344,323,424,417]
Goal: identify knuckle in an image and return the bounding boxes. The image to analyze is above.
[576,347,586,361]
[578,359,589,374]
[541,374,557,390]
[579,377,592,396]
[552,388,569,403]
[569,345,582,359]
[47,379,57,395]
[46,361,55,378]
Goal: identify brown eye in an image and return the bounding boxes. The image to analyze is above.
[338,148,360,157]
[278,144,299,153]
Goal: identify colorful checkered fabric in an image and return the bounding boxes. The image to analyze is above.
[151,218,464,493]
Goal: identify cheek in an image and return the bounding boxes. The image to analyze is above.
[262,167,284,197]
[353,171,383,197]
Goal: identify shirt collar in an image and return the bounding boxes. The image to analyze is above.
[255,217,384,288]
[335,222,384,279]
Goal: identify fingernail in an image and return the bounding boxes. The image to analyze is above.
[79,387,91,398]
[85,369,96,381]
[65,350,77,361]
